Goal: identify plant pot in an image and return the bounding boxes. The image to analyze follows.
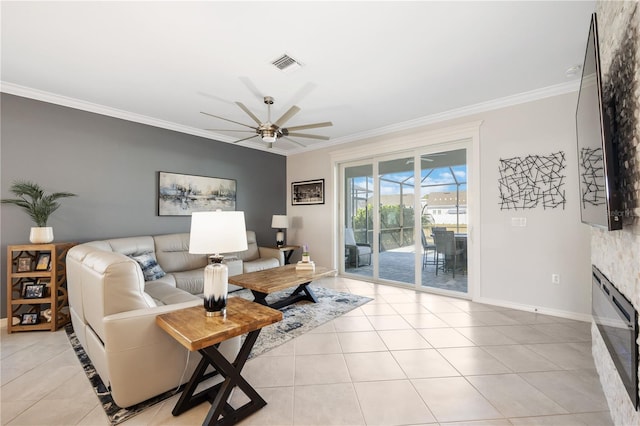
[29,227,54,244]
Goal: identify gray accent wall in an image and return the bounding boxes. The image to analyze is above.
[0,93,286,318]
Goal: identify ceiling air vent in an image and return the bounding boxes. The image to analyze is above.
[271,54,302,73]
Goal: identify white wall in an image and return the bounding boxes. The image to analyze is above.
[287,91,593,319]
[478,94,592,317]
[286,153,336,266]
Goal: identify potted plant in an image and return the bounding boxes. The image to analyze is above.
[301,244,311,263]
[1,180,76,243]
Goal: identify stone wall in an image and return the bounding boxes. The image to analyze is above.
[592,2,640,425]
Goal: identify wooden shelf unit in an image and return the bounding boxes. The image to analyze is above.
[6,242,76,333]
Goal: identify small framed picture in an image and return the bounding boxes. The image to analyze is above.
[37,277,51,286]
[292,179,325,205]
[23,283,46,299]
[20,280,36,297]
[20,313,40,325]
[35,253,51,271]
[17,257,32,272]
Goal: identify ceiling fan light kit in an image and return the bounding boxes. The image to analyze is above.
[202,96,332,149]
[261,129,277,143]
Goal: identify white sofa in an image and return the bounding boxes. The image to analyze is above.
[66,231,282,407]
[235,231,283,273]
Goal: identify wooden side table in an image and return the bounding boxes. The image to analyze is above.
[269,245,300,264]
[156,297,282,426]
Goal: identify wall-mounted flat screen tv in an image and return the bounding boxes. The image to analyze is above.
[575,13,622,231]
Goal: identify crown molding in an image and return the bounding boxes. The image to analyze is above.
[329,120,483,163]
[326,80,580,147]
[0,82,289,156]
[0,81,235,140]
[1,79,578,157]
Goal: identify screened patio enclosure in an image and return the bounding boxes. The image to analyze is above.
[342,148,468,294]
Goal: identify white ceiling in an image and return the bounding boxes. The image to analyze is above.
[1,1,596,156]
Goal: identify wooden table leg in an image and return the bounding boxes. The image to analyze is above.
[250,290,269,306]
[291,283,318,304]
[284,249,295,265]
[250,282,318,310]
[172,330,266,426]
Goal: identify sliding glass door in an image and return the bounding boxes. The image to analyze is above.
[343,162,373,279]
[378,156,415,285]
[419,149,468,293]
[340,144,469,296]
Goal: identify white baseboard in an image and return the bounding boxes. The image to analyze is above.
[1,317,7,328]
[475,296,593,323]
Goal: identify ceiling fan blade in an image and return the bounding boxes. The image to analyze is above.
[273,105,301,128]
[200,111,257,130]
[286,132,330,140]
[283,136,307,148]
[238,76,264,101]
[235,102,263,126]
[205,129,256,133]
[284,121,333,132]
[232,134,260,144]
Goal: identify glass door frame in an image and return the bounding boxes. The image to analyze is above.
[338,138,476,299]
[340,158,379,279]
[376,151,418,287]
[413,141,470,296]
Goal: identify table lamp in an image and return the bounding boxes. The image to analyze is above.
[189,210,248,316]
[271,214,288,247]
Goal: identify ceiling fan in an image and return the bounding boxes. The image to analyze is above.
[201,96,332,148]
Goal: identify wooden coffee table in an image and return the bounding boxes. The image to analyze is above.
[229,264,335,309]
[156,298,282,426]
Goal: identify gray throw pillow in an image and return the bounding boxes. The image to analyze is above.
[129,253,166,281]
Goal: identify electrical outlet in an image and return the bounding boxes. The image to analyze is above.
[552,274,560,284]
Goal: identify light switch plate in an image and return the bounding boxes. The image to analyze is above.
[511,217,527,227]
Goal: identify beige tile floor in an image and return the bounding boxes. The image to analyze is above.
[1,276,613,425]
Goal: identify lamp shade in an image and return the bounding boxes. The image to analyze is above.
[271,215,288,229]
[189,211,248,254]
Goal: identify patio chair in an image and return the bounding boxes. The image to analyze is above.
[421,229,436,269]
[433,230,464,278]
[345,228,372,268]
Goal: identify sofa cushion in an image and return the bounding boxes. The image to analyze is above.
[148,272,177,288]
[224,258,243,277]
[243,257,280,273]
[172,269,206,294]
[235,230,260,262]
[154,233,208,273]
[129,253,166,281]
[144,281,200,306]
[106,236,156,257]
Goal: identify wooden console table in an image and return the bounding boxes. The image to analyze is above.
[156,297,282,426]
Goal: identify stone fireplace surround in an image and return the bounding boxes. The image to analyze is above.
[592,2,640,425]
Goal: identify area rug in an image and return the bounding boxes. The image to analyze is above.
[65,285,371,425]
